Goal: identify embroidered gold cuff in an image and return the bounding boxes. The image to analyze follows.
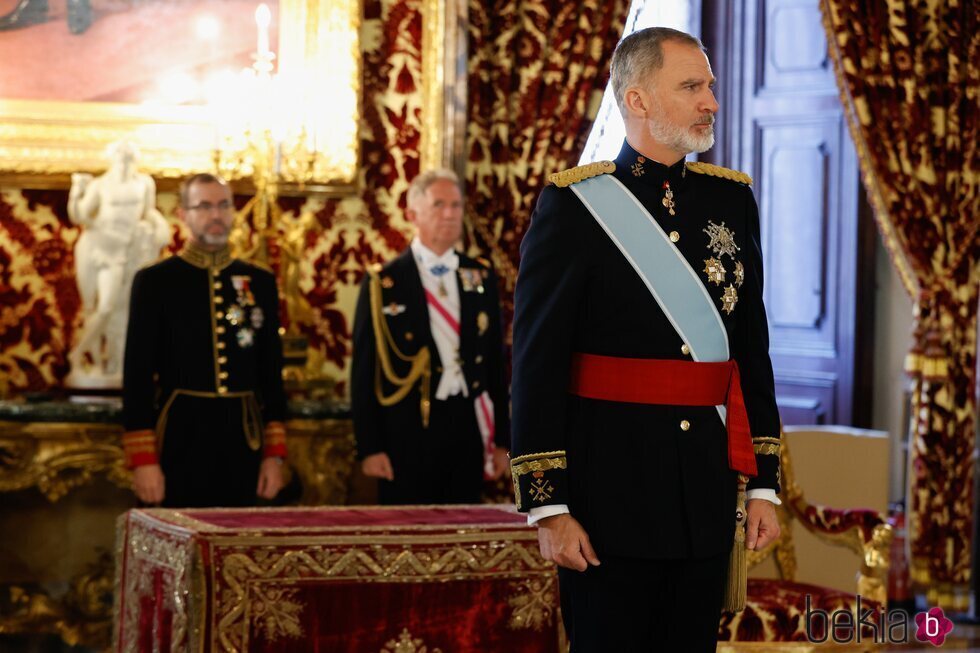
[510,451,567,511]
[752,436,781,456]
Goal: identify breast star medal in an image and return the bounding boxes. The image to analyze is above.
[703,258,726,285]
[703,221,740,260]
[237,327,255,348]
[226,304,245,326]
[721,285,739,314]
[250,306,264,329]
[734,261,745,287]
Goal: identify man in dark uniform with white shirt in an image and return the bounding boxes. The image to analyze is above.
[122,173,287,508]
[351,169,511,504]
[510,28,782,651]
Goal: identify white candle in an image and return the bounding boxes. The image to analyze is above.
[255,4,271,56]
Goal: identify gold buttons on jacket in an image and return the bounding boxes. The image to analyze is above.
[680,420,691,431]
[475,355,484,364]
[218,386,228,394]
[219,371,229,379]
[214,295,224,304]
[669,231,680,243]
[217,341,226,350]
[681,344,690,355]
[218,356,227,364]
[216,311,224,319]
[216,326,226,334]
[214,281,223,290]
[472,380,480,390]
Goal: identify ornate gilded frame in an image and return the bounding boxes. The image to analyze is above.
[0,0,361,194]
[420,0,468,177]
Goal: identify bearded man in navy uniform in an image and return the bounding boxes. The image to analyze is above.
[122,173,287,508]
[510,28,782,651]
[351,169,510,504]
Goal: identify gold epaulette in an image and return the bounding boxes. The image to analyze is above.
[685,162,753,185]
[548,161,616,188]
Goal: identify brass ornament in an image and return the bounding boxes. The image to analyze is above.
[703,258,726,286]
[703,221,740,260]
[477,311,489,336]
[529,473,554,503]
[721,285,739,315]
[381,629,442,653]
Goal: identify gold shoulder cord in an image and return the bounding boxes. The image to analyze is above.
[368,267,432,427]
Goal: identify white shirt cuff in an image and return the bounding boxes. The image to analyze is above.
[746,488,782,505]
[527,504,570,525]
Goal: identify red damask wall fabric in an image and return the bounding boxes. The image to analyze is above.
[821,0,980,608]
[0,0,423,396]
[464,0,632,326]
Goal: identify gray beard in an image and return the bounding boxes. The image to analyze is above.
[647,115,714,154]
[199,231,229,247]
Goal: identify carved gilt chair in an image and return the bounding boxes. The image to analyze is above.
[716,431,893,651]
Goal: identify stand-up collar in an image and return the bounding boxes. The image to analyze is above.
[613,140,688,188]
[179,241,232,270]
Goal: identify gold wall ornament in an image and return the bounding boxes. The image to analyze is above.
[420,0,468,175]
[0,0,360,193]
[0,421,130,501]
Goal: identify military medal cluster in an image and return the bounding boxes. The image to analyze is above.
[702,221,743,315]
[228,275,263,348]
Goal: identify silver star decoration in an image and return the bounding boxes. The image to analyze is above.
[721,285,738,314]
[703,221,740,260]
[734,261,745,287]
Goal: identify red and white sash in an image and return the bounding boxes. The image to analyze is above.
[424,287,496,478]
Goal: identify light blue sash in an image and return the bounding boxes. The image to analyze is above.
[570,174,730,364]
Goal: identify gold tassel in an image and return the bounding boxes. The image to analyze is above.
[723,476,748,613]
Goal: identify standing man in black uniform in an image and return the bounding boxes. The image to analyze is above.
[511,28,782,651]
[122,173,287,508]
[351,169,510,504]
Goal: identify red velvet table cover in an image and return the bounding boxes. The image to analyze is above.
[113,505,560,653]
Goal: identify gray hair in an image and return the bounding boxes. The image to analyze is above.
[407,168,461,209]
[610,27,705,116]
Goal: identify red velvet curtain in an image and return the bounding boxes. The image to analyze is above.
[821,0,980,609]
[464,0,632,301]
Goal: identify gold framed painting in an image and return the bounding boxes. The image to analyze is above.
[0,0,360,193]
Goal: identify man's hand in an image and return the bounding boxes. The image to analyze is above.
[490,448,510,480]
[537,513,601,572]
[256,457,285,499]
[745,499,781,550]
[133,464,165,504]
[362,452,394,480]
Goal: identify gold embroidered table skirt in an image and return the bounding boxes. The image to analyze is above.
[113,505,561,652]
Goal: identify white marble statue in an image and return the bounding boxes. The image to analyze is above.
[66,141,171,388]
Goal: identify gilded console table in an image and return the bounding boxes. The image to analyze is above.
[0,397,352,651]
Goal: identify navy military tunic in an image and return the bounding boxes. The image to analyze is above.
[510,140,781,560]
[122,244,286,508]
[351,248,510,504]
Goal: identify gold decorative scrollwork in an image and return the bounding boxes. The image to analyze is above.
[507,576,557,631]
[250,586,304,642]
[381,628,443,653]
[0,421,130,502]
[214,535,550,651]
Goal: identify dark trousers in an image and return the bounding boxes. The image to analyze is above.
[558,551,729,652]
[378,395,484,505]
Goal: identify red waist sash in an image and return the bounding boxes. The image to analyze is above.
[568,353,757,476]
